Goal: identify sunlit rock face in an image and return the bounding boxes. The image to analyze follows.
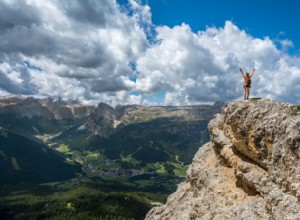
[146,98,300,220]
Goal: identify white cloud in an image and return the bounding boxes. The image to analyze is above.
[136,20,300,104]
[279,39,294,51]
[0,0,149,105]
[0,1,299,105]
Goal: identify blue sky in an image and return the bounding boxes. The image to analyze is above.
[0,0,300,105]
[141,0,300,54]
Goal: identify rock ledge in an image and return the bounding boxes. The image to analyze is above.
[146,99,300,220]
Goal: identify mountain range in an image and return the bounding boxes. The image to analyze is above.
[0,96,223,185]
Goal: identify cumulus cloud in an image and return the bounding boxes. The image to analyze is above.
[0,0,148,105]
[0,0,299,105]
[136,21,300,104]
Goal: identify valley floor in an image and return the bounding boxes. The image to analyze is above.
[0,175,177,220]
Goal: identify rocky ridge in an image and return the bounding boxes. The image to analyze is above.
[39,97,95,119]
[146,98,300,220]
[0,96,95,120]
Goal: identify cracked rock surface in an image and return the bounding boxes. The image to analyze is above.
[146,99,300,220]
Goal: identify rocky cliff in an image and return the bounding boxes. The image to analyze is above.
[0,96,95,120]
[146,98,300,220]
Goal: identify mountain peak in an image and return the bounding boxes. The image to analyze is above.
[97,102,115,111]
[146,98,300,219]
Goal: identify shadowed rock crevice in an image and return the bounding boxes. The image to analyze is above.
[230,146,268,171]
[235,173,259,196]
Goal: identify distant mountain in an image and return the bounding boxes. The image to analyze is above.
[38,97,95,119]
[53,103,222,164]
[0,97,56,136]
[0,129,81,185]
[0,96,224,184]
[0,96,95,138]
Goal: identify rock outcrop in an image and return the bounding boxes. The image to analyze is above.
[39,97,95,119]
[146,98,300,220]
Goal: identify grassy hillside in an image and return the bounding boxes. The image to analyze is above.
[50,117,210,182]
[92,117,210,164]
[0,129,82,185]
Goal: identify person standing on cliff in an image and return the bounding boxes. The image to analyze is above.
[240,68,255,100]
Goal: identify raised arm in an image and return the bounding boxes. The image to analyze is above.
[239,68,244,76]
[250,68,255,77]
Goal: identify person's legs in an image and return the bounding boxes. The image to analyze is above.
[243,87,247,100]
[246,87,250,99]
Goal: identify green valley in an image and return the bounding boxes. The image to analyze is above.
[0,96,223,219]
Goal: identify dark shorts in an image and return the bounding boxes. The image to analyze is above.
[244,86,251,92]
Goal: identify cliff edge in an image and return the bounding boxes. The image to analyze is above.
[146,98,300,220]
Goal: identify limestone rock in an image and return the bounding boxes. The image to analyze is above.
[146,98,300,220]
